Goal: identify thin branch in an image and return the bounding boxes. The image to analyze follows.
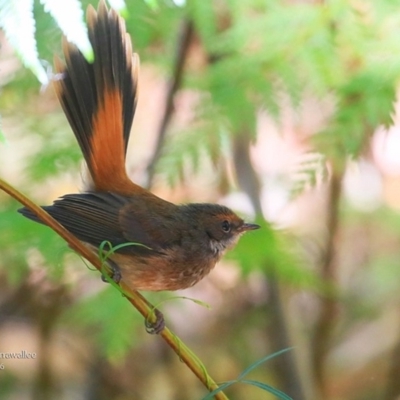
[145,19,194,187]
[0,177,228,400]
[384,320,400,400]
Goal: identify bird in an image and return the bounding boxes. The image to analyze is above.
[19,0,260,292]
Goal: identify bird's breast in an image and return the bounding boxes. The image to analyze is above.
[110,246,219,291]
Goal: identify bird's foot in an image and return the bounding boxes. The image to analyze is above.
[101,260,122,284]
[145,309,165,335]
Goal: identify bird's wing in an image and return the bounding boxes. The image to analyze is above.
[19,192,169,255]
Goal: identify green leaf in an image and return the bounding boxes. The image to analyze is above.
[230,219,325,292]
[155,118,229,186]
[40,0,93,61]
[202,349,294,400]
[141,0,159,11]
[239,379,293,400]
[187,0,216,49]
[0,204,69,283]
[290,152,328,198]
[63,285,141,360]
[153,295,211,311]
[0,0,48,84]
[237,348,293,380]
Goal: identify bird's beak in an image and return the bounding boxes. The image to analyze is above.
[239,223,260,232]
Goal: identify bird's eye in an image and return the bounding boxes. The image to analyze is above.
[221,220,231,233]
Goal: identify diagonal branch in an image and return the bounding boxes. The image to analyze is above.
[0,177,228,400]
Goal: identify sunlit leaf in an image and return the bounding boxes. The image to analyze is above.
[0,0,48,84]
[40,0,93,61]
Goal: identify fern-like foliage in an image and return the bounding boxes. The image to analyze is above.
[0,0,92,84]
[0,0,47,83]
[154,0,399,189]
[155,99,230,186]
[290,152,328,198]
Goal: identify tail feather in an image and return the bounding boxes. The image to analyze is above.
[53,0,141,194]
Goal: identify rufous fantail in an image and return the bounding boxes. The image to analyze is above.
[19,1,259,291]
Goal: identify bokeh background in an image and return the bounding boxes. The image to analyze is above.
[1,0,400,399]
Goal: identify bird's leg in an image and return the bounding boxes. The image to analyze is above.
[100,259,164,334]
[145,308,165,335]
[101,259,122,283]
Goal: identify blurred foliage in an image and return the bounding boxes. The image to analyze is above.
[63,285,143,360]
[1,0,400,399]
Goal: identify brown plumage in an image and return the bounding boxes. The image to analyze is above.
[19,1,259,291]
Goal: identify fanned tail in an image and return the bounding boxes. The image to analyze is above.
[53,0,142,194]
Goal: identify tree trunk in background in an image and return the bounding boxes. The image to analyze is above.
[311,170,343,399]
[233,134,307,400]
